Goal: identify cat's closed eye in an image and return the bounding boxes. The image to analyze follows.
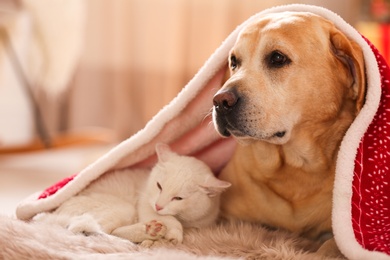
[157,182,162,191]
[172,196,183,201]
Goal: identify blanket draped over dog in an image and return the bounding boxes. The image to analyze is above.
[15,4,390,260]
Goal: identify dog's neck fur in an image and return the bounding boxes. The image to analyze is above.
[241,98,356,172]
[219,99,357,238]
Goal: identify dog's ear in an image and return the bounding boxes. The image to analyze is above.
[330,28,366,113]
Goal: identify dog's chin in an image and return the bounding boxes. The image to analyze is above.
[212,111,291,145]
[236,132,290,145]
[216,125,290,145]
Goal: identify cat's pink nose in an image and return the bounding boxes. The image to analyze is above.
[155,204,163,211]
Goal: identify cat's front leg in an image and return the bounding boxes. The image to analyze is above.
[138,195,183,244]
[145,215,183,244]
[164,218,183,244]
[111,220,166,244]
[165,227,183,244]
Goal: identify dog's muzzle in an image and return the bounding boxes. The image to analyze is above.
[213,88,287,140]
[212,89,240,137]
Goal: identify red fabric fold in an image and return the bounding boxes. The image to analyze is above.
[352,36,390,254]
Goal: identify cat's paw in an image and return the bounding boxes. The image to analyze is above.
[67,215,102,235]
[164,228,183,244]
[145,220,166,239]
[139,238,165,248]
[139,239,154,248]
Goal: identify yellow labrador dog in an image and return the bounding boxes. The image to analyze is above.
[212,11,365,251]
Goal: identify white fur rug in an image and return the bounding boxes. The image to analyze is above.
[0,215,343,259]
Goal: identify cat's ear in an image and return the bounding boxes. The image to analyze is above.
[155,143,174,163]
[199,177,231,197]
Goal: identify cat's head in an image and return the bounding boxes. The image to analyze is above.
[147,143,231,224]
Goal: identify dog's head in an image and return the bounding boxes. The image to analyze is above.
[212,12,365,145]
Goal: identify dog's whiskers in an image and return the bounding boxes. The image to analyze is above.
[201,108,213,124]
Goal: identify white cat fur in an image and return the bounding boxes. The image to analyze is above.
[34,143,231,245]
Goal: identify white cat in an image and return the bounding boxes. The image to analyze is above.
[34,143,231,246]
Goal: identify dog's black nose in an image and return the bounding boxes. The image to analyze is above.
[213,90,239,114]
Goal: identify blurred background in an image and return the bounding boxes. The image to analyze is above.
[0,0,389,215]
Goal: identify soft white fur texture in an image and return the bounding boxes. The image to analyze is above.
[0,214,339,260]
[34,145,230,245]
[15,4,389,260]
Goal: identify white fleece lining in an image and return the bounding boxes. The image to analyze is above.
[16,4,389,259]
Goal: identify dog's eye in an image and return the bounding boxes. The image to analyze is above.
[268,51,290,68]
[230,55,238,70]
